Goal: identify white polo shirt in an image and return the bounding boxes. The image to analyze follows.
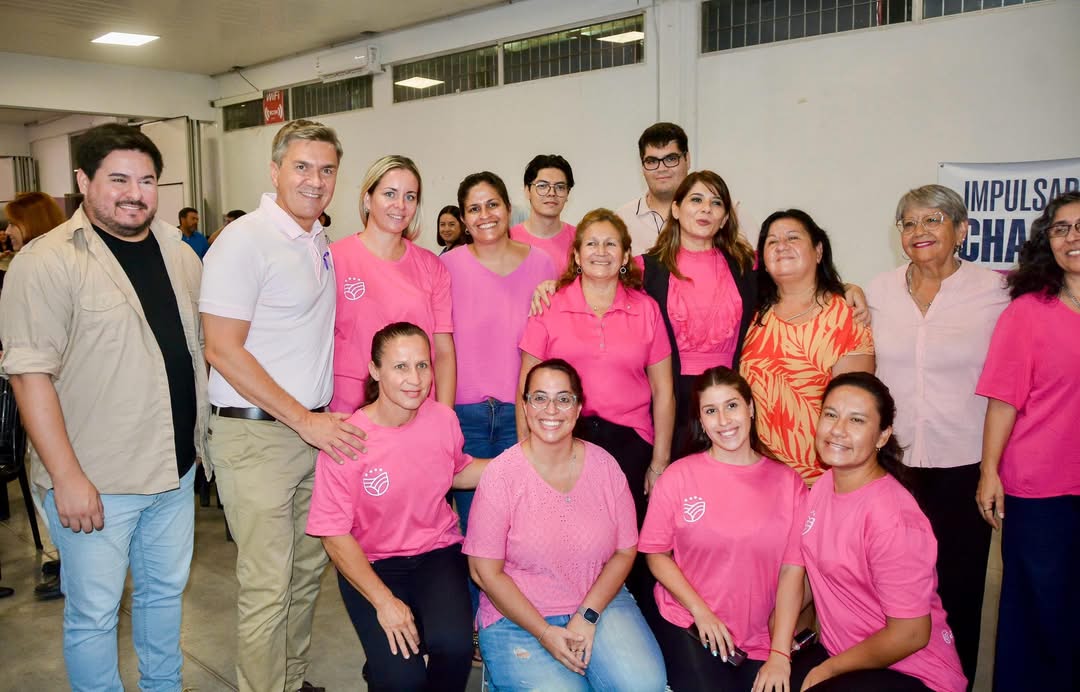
[616,194,668,256]
[200,193,335,410]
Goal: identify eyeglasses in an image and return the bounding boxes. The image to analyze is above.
[530,181,569,197]
[1047,220,1080,238]
[642,153,684,170]
[525,391,578,411]
[896,212,946,234]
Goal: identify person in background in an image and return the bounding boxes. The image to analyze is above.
[329,155,456,414]
[865,184,1008,685]
[318,211,332,229]
[208,208,245,245]
[466,359,667,692]
[760,373,966,692]
[436,205,470,254]
[640,367,807,692]
[976,190,1080,691]
[509,154,576,273]
[740,209,874,485]
[617,122,691,254]
[178,206,209,259]
[307,322,488,692]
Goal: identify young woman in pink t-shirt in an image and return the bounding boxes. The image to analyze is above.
[760,373,966,692]
[306,322,488,692]
[508,154,577,274]
[464,359,666,691]
[329,155,456,414]
[640,367,807,692]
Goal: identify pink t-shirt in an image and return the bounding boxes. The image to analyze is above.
[509,222,575,275]
[306,400,471,561]
[463,441,638,629]
[783,470,967,692]
[329,234,453,413]
[639,453,806,660]
[519,279,671,443]
[440,246,557,404]
[975,293,1080,498]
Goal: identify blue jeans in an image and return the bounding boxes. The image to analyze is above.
[479,587,667,691]
[453,400,517,615]
[44,467,195,692]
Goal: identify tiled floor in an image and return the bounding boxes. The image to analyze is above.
[1,482,1000,691]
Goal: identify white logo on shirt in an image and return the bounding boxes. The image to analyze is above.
[942,629,954,645]
[343,276,366,301]
[362,467,390,497]
[802,510,817,535]
[682,496,706,523]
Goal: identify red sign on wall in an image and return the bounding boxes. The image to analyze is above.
[263,90,285,125]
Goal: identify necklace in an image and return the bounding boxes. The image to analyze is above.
[780,301,820,323]
[1063,287,1080,311]
[563,448,577,503]
[906,264,932,312]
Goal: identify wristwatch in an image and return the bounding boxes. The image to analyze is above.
[577,606,600,624]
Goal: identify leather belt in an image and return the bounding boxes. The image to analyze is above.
[211,405,327,422]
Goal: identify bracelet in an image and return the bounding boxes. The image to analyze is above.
[538,624,551,643]
[769,648,791,661]
[647,466,665,476]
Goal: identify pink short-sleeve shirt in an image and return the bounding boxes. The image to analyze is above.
[306,400,471,561]
[639,453,806,660]
[519,279,671,443]
[462,441,638,629]
[509,222,575,275]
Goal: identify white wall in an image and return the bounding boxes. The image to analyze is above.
[27,115,121,197]
[0,125,29,156]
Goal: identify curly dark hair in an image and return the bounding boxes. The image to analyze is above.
[754,209,846,325]
[1007,191,1080,300]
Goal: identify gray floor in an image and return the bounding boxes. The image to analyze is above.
[1,482,999,691]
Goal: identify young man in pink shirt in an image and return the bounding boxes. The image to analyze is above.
[508,154,577,274]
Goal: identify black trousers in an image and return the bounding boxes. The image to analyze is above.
[792,643,931,691]
[337,544,473,692]
[651,612,765,692]
[906,463,990,687]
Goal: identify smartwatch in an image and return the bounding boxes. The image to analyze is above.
[577,606,600,624]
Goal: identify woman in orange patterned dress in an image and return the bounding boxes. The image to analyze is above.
[739,210,874,485]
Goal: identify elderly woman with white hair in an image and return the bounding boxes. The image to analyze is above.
[864,184,1009,686]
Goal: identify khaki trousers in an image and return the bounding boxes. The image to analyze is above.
[209,415,329,692]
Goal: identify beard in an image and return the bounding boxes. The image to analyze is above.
[85,198,156,238]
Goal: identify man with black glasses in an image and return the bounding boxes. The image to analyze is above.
[616,122,690,254]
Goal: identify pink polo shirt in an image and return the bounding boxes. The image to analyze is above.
[441,245,557,405]
[975,293,1080,498]
[509,222,575,275]
[329,234,453,413]
[639,453,806,660]
[306,400,471,561]
[867,262,1009,469]
[784,470,967,692]
[519,279,671,443]
[463,441,638,629]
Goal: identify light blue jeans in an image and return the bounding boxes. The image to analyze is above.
[479,587,667,691]
[44,466,195,692]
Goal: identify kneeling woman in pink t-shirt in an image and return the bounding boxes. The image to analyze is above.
[639,366,807,692]
[464,359,667,691]
[760,373,966,692]
[306,322,488,692]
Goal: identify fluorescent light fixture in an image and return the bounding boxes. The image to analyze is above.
[92,32,159,47]
[394,77,444,89]
[597,31,645,44]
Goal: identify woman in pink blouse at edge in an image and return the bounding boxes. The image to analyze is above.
[639,366,807,692]
[758,372,966,692]
[975,191,1080,692]
[864,184,1008,687]
[465,358,666,692]
[329,155,456,414]
[305,322,489,692]
[509,154,577,274]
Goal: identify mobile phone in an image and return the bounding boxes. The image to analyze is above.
[792,628,817,651]
[685,624,748,666]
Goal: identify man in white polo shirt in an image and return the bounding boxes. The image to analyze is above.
[201,120,364,692]
[616,122,691,254]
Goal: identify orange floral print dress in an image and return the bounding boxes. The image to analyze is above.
[739,294,874,485]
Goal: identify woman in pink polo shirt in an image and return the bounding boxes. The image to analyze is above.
[464,358,666,692]
[975,190,1080,691]
[508,154,577,274]
[306,322,488,692]
[640,366,807,692]
[329,155,455,414]
[759,372,966,692]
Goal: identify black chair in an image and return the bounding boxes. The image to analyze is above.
[0,378,44,550]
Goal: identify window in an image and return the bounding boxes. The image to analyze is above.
[702,0,911,53]
[924,0,1042,19]
[291,76,373,119]
[223,98,269,132]
[503,14,645,85]
[392,46,498,103]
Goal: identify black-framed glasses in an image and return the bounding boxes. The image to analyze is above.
[1047,220,1080,238]
[642,153,683,170]
[896,212,946,234]
[525,391,578,411]
[530,181,570,197]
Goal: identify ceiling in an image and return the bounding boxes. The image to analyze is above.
[0,0,506,76]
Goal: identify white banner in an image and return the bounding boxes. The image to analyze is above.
[938,158,1080,271]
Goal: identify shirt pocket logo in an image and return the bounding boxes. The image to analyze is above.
[802,509,817,535]
[343,277,366,301]
[362,467,390,497]
[682,496,706,523]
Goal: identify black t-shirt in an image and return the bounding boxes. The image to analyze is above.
[95,226,196,478]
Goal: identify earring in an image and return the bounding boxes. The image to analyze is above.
[619,265,627,275]
[576,265,582,274]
